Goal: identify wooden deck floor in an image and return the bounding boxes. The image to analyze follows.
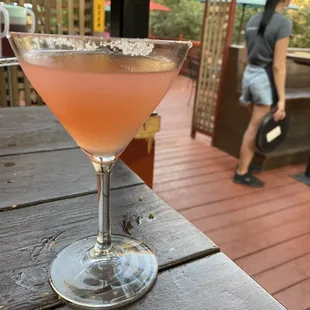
[153,75,310,310]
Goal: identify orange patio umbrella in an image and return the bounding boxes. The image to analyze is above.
[104,1,171,11]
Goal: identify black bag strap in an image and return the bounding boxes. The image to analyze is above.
[247,12,279,104]
[248,13,274,65]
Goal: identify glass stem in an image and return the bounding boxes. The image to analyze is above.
[94,166,113,254]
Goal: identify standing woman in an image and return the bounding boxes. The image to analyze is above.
[234,0,292,187]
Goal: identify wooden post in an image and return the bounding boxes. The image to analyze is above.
[111,0,150,38]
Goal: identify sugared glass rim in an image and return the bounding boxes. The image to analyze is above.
[7,31,193,48]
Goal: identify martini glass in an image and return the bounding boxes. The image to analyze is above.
[8,32,191,309]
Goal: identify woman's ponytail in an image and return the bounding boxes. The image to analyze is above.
[258,0,280,35]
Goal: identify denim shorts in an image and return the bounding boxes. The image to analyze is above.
[240,64,273,106]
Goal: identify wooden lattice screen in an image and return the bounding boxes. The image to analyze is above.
[0,0,94,107]
[0,63,44,107]
[191,0,236,137]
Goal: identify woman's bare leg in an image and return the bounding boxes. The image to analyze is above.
[246,103,253,115]
[237,104,270,175]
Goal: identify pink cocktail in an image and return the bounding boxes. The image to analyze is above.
[8,32,191,309]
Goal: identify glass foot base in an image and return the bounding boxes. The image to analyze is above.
[49,235,158,309]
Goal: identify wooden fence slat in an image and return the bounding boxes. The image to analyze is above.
[73,14,91,21]
[56,0,63,34]
[68,0,74,34]
[85,2,92,9]
[23,72,32,106]
[0,68,8,107]
[9,66,19,107]
[79,0,85,35]
[44,0,51,33]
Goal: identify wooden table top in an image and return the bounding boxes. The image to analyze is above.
[0,107,286,310]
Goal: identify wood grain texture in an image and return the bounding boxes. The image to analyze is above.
[0,184,218,310]
[220,214,310,261]
[236,233,310,277]
[274,278,310,310]
[158,167,301,212]
[254,252,310,294]
[0,106,75,156]
[153,76,310,310]
[0,106,160,157]
[58,253,286,310]
[197,190,310,236]
[180,181,304,222]
[0,152,143,210]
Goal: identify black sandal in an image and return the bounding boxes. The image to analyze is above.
[233,171,264,188]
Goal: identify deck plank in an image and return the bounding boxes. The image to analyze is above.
[58,253,285,310]
[0,183,217,310]
[0,106,75,156]
[236,234,310,276]
[153,76,310,310]
[274,278,310,310]
[254,253,310,294]
[154,155,232,175]
[180,182,304,221]
[198,191,310,237]
[154,158,236,185]
[157,170,301,212]
[154,170,232,193]
[0,151,142,210]
[220,214,310,260]
[155,148,224,167]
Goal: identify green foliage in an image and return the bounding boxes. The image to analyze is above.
[232,4,310,48]
[233,7,261,44]
[287,6,310,48]
[149,0,204,41]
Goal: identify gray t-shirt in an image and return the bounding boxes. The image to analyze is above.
[245,12,292,66]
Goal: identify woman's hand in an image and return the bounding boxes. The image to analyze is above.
[273,100,286,122]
